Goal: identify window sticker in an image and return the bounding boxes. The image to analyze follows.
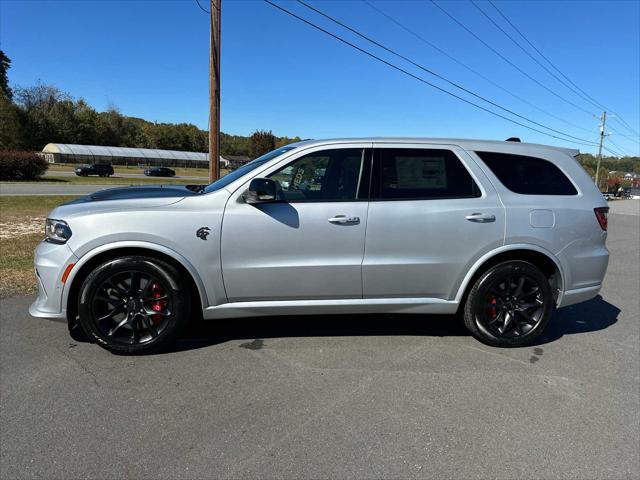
[396,156,447,189]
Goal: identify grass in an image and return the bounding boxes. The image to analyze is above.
[0,195,78,298]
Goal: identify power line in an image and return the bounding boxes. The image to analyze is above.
[427,0,598,118]
[609,125,640,141]
[194,0,210,15]
[470,0,603,113]
[603,146,624,158]
[606,138,630,157]
[263,0,598,147]
[610,116,640,138]
[296,0,598,146]
[362,0,594,135]
[487,0,639,138]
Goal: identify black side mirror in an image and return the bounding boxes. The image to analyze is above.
[243,178,278,204]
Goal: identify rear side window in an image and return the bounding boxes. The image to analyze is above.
[476,151,577,195]
[372,148,480,200]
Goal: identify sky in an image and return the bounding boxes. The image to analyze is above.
[1,0,639,156]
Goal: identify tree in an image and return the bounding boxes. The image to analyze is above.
[0,50,12,100]
[276,135,302,148]
[606,175,621,193]
[0,94,24,149]
[14,83,68,149]
[250,129,276,158]
[4,78,304,155]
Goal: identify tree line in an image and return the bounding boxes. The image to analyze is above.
[0,51,301,158]
[0,49,637,170]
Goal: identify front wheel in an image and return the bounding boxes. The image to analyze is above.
[463,261,553,347]
[78,256,191,354]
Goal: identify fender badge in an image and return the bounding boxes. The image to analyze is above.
[196,227,211,240]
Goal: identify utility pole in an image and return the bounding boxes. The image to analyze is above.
[594,111,607,191]
[208,0,221,183]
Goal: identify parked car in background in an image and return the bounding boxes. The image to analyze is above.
[31,138,609,354]
[144,167,176,177]
[74,164,114,177]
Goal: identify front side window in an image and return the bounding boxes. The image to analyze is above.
[372,148,480,200]
[268,148,368,202]
[476,151,578,195]
[203,145,298,194]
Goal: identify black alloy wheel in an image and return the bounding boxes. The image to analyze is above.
[78,256,190,354]
[463,261,553,347]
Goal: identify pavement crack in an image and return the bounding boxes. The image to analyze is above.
[55,346,100,388]
[464,343,533,367]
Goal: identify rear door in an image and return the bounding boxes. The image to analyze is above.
[362,143,505,300]
[221,144,372,302]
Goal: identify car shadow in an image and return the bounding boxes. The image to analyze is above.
[169,295,619,353]
[532,295,620,346]
[66,295,619,353]
[170,312,467,353]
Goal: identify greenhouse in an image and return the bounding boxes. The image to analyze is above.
[41,143,210,168]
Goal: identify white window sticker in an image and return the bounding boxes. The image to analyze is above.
[396,157,447,189]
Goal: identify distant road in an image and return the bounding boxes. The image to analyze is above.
[45,171,208,181]
[0,184,110,196]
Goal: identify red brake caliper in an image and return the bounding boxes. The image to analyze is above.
[486,294,497,320]
[149,282,167,325]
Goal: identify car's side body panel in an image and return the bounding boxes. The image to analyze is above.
[220,142,372,302]
[467,146,608,295]
[41,189,230,319]
[362,143,506,300]
[29,137,610,327]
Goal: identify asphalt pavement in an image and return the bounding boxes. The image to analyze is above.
[44,170,209,181]
[1,200,638,479]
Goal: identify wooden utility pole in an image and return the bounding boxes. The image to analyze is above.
[208,0,221,182]
[595,111,607,190]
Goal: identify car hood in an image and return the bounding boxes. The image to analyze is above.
[69,185,201,203]
[49,185,203,218]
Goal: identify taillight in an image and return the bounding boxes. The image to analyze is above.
[594,207,609,231]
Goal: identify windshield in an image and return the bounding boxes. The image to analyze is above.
[203,145,298,194]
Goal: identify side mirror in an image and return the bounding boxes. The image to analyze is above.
[243,178,278,204]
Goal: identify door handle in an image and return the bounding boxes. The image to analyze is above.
[328,215,360,225]
[465,212,496,223]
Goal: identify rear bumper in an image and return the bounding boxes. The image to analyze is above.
[557,284,602,308]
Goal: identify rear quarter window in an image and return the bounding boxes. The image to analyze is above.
[476,151,577,195]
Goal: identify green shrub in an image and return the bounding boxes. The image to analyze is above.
[0,150,48,180]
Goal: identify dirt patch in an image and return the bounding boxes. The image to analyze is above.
[0,215,45,239]
[0,267,37,298]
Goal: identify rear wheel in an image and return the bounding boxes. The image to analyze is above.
[463,261,553,347]
[78,256,191,354]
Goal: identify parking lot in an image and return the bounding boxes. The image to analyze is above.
[1,200,638,479]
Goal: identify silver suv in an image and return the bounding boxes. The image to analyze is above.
[30,138,610,353]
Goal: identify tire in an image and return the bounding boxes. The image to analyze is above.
[77,256,191,354]
[463,261,553,347]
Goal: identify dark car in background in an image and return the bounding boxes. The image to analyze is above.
[75,164,114,177]
[144,167,176,177]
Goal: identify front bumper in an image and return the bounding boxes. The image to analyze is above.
[29,240,78,320]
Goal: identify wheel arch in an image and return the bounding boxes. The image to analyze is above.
[455,245,565,308]
[64,242,208,326]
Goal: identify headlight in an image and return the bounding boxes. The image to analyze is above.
[45,218,72,244]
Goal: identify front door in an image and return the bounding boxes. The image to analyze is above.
[221,144,372,302]
[362,144,505,300]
